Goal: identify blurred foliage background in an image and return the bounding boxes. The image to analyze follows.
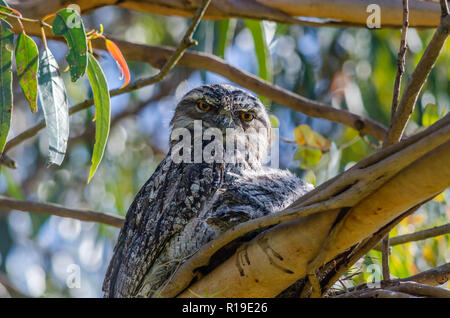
[0,6,448,297]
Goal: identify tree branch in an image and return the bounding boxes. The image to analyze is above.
[0,272,28,298]
[373,223,450,250]
[173,139,449,297]
[384,14,450,145]
[0,195,124,228]
[381,0,410,282]
[12,0,444,28]
[334,281,450,298]
[2,0,213,157]
[335,262,450,295]
[157,115,450,297]
[2,39,388,159]
[399,262,450,286]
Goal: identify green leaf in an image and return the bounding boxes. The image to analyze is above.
[422,103,439,127]
[303,170,316,186]
[52,8,87,82]
[0,1,13,16]
[37,47,70,166]
[86,53,110,183]
[0,19,13,153]
[293,124,331,150]
[15,32,39,112]
[215,19,236,59]
[294,146,322,169]
[244,19,271,82]
[269,114,279,128]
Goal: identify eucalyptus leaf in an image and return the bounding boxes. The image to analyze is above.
[294,146,322,169]
[269,114,279,128]
[0,19,13,152]
[52,8,88,82]
[86,53,110,183]
[422,103,439,127]
[37,47,69,166]
[244,19,271,82]
[15,32,39,112]
[0,1,13,16]
[215,19,236,59]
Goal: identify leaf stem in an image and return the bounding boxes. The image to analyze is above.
[40,25,47,49]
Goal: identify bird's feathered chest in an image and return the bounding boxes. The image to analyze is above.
[103,155,312,297]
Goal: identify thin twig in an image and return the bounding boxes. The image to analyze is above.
[0,272,28,298]
[383,14,450,145]
[0,10,52,29]
[399,262,450,286]
[380,235,391,280]
[334,281,450,298]
[440,0,449,16]
[0,195,124,228]
[381,0,410,281]
[373,223,450,250]
[333,288,418,298]
[0,153,17,169]
[336,263,450,295]
[390,0,410,124]
[390,281,450,298]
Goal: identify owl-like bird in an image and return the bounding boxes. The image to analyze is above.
[103,84,313,297]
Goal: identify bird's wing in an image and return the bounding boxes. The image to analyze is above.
[102,156,225,297]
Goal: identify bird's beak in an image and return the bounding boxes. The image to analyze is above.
[217,110,236,129]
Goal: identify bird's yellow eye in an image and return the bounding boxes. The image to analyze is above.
[240,112,254,121]
[197,102,211,111]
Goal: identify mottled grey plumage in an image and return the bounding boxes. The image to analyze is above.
[103,84,313,297]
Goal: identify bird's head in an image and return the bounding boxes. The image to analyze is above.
[169,84,272,167]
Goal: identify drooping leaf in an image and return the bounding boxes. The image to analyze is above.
[37,47,69,165]
[294,124,331,150]
[52,8,87,82]
[244,19,271,82]
[105,38,130,88]
[422,103,439,127]
[15,32,39,112]
[0,19,13,153]
[86,53,110,183]
[294,146,322,169]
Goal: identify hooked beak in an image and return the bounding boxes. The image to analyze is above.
[216,109,236,129]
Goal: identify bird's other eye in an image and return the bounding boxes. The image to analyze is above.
[197,101,211,111]
[240,112,254,122]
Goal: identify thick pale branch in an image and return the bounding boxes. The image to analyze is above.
[177,140,449,297]
[0,195,124,228]
[156,116,450,297]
